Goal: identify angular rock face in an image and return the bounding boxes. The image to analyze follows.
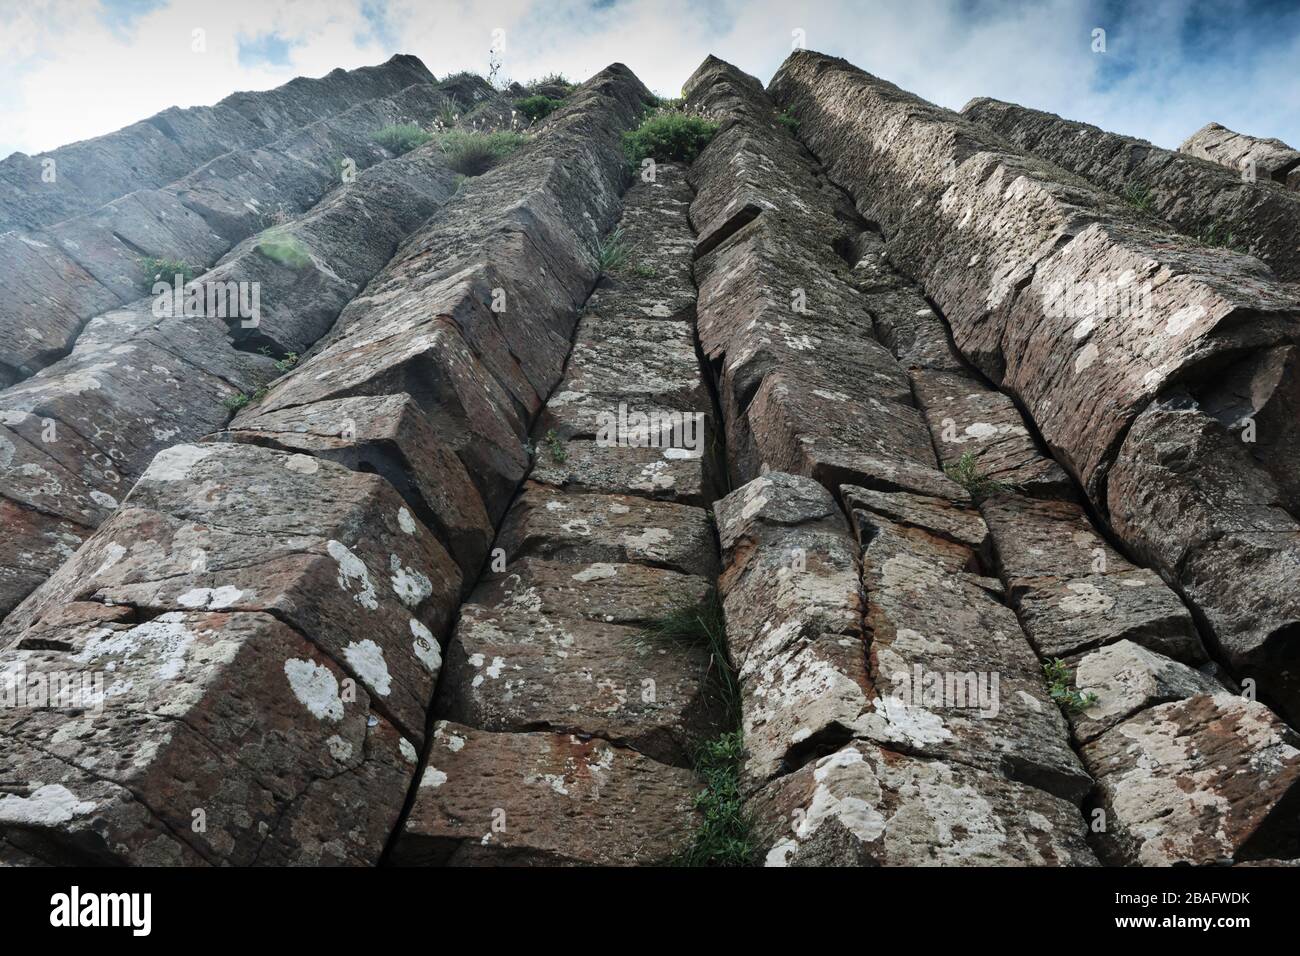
[0,144,459,618]
[751,741,1098,866]
[770,52,1300,504]
[400,158,719,864]
[1180,122,1300,192]
[0,54,436,234]
[963,97,1300,281]
[0,74,472,389]
[0,64,656,866]
[1083,695,1300,865]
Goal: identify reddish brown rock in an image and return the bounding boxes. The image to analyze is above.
[391,722,699,866]
[528,439,714,506]
[981,493,1204,664]
[1082,694,1300,865]
[493,482,718,579]
[3,443,461,746]
[749,741,1097,866]
[0,607,414,865]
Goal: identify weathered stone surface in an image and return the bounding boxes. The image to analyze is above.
[1180,122,1300,191]
[538,317,711,441]
[0,80,463,385]
[439,599,719,766]
[911,368,1073,497]
[842,483,988,554]
[771,52,1300,503]
[1106,395,1300,722]
[853,499,1093,804]
[749,741,1098,866]
[981,493,1205,664]
[1083,694,1300,865]
[529,439,713,505]
[466,557,712,626]
[0,606,414,865]
[1067,640,1227,743]
[392,722,699,866]
[0,55,435,233]
[494,482,718,579]
[582,163,697,322]
[964,97,1300,281]
[219,393,491,583]
[714,474,868,788]
[3,443,461,745]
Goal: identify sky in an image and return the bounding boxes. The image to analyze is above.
[1,0,1298,157]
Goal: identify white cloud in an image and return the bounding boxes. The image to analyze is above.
[1,0,1296,157]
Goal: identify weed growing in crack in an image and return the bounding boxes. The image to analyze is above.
[776,107,800,135]
[1122,182,1153,212]
[372,123,432,154]
[944,451,1010,497]
[1044,658,1098,713]
[596,228,631,273]
[140,256,195,290]
[630,262,657,278]
[434,129,529,176]
[1194,222,1246,252]
[223,385,268,413]
[543,429,567,464]
[650,592,756,866]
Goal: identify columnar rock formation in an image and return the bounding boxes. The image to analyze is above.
[1180,122,1300,191]
[2,49,1298,867]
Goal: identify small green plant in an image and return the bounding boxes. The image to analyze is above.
[1044,659,1098,713]
[1194,222,1246,252]
[273,352,299,373]
[776,107,800,134]
[623,112,719,165]
[1122,182,1153,212]
[675,731,756,866]
[433,129,528,176]
[140,256,195,289]
[257,232,311,269]
[648,593,737,720]
[630,262,657,278]
[655,95,685,111]
[437,101,460,129]
[944,452,1009,497]
[526,72,575,95]
[514,94,560,123]
[543,429,567,464]
[596,228,632,273]
[372,123,433,155]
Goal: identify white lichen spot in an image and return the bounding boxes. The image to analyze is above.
[283,658,345,721]
[572,563,618,583]
[397,507,418,535]
[326,540,379,610]
[390,554,433,607]
[0,784,95,826]
[283,454,319,475]
[420,767,448,788]
[343,639,392,696]
[176,585,244,610]
[411,618,441,675]
[326,735,354,762]
[142,444,216,482]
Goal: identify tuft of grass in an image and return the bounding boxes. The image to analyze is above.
[526,72,575,95]
[433,129,528,176]
[675,731,756,867]
[222,386,265,412]
[542,428,567,464]
[1194,222,1246,252]
[140,256,196,289]
[1122,182,1154,212]
[630,262,657,278]
[944,451,1010,497]
[256,232,311,269]
[776,107,800,135]
[514,94,560,123]
[623,112,719,165]
[1044,658,1098,713]
[596,228,632,273]
[372,123,433,155]
[648,592,738,722]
